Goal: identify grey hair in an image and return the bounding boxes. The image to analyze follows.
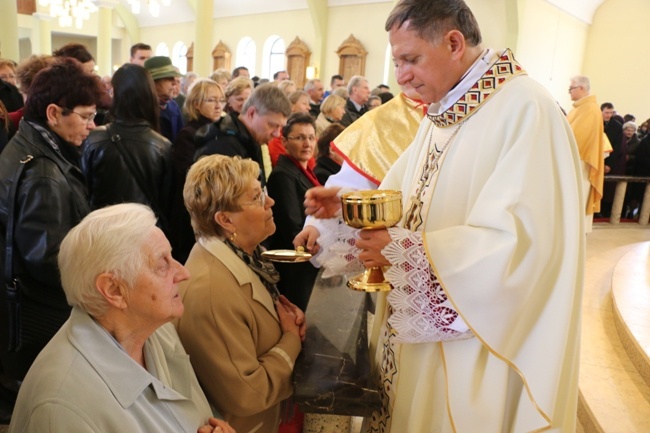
[347,75,367,96]
[304,79,321,92]
[570,75,590,92]
[242,82,291,117]
[385,0,482,46]
[58,203,157,317]
[622,121,638,132]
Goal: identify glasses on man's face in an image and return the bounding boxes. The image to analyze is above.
[568,86,580,92]
[241,186,268,208]
[287,135,317,142]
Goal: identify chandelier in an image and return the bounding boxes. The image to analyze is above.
[38,0,98,29]
[127,0,171,17]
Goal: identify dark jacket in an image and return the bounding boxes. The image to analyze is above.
[0,80,23,113]
[314,156,341,185]
[266,155,319,311]
[82,121,173,236]
[194,112,267,184]
[159,99,184,143]
[0,120,90,380]
[340,98,366,127]
[169,116,213,263]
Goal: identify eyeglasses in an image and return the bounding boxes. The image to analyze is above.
[62,107,97,125]
[71,111,97,125]
[568,86,581,92]
[205,98,227,105]
[287,135,317,142]
[240,186,268,207]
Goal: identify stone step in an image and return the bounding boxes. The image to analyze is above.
[579,239,650,432]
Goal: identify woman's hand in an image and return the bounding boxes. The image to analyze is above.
[356,229,392,268]
[276,299,301,339]
[304,186,342,218]
[293,225,321,255]
[197,417,236,433]
[278,295,307,341]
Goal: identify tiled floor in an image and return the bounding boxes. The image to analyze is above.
[1,223,648,433]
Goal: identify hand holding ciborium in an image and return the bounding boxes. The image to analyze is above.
[340,190,402,292]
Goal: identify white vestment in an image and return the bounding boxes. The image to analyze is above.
[363,50,584,433]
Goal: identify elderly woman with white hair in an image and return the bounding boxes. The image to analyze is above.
[8,203,235,433]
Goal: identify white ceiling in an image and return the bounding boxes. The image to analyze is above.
[121,0,607,28]
[123,0,392,28]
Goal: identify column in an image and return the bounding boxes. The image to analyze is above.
[32,13,54,55]
[94,0,119,76]
[193,0,213,76]
[0,0,20,60]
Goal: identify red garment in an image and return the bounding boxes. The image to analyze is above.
[268,134,316,169]
[8,107,24,129]
[286,154,321,187]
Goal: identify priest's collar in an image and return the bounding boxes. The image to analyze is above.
[427,48,527,128]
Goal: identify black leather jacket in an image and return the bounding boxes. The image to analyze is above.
[0,120,90,380]
[82,120,173,235]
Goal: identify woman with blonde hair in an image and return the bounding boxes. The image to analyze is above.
[315,94,346,135]
[211,68,231,88]
[171,78,226,262]
[277,80,296,96]
[176,154,305,433]
[224,76,254,114]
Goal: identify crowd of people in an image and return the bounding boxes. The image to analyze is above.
[0,0,638,432]
[0,32,397,433]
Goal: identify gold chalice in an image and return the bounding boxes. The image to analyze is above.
[340,190,403,292]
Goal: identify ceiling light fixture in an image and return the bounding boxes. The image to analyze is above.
[39,0,98,29]
[127,0,171,18]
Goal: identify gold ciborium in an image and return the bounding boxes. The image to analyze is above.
[340,190,403,292]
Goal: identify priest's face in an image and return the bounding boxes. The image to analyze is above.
[390,22,459,104]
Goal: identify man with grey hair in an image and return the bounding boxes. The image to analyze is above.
[194,83,291,184]
[304,78,325,117]
[567,75,606,231]
[340,75,370,126]
[303,0,583,431]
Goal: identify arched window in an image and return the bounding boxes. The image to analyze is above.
[236,37,256,76]
[171,41,188,74]
[155,42,169,57]
[383,43,391,86]
[262,35,285,80]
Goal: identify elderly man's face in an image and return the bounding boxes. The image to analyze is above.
[309,80,324,102]
[352,79,370,105]
[128,228,189,327]
[390,23,456,104]
[155,77,176,102]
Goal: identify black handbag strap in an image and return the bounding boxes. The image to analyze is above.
[107,124,166,226]
[5,154,37,351]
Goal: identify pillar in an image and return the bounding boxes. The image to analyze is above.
[94,0,119,76]
[0,0,20,61]
[193,0,213,76]
[31,13,53,56]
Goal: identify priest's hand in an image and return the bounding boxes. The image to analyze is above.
[356,229,392,268]
[293,225,321,254]
[304,186,342,219]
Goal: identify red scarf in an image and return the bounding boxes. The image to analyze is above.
[286,155,321,187]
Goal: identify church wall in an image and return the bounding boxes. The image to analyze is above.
[583,0,650,123]
[513,0,589,112]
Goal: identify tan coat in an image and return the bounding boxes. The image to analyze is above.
[175,238,301,433]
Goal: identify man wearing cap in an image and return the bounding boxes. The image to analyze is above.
[144,56,183,143]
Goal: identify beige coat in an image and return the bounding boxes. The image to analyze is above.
[175,238,301,433]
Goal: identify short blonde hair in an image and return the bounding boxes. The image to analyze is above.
[210,68,231,85]
[184,155,260,238]
[320,94,346,117]
[58,203,157,318]
[278,80,296,96]
[225,76,254,99]
[184,78,223,121]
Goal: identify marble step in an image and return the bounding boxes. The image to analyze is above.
[579,240,650,432]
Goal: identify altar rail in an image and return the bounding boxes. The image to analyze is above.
[603,176,650,225]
